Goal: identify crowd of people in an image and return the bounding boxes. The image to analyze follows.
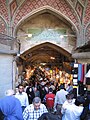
[0,67,90,120]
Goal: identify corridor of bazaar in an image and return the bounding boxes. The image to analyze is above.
[0,0,90,119]
[22,62,73,86]
[0,0,90,100]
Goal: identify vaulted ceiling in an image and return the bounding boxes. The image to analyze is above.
[20,42,74,66]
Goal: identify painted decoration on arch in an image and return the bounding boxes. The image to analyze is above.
[27,28,66,41]
[76,1,83,21]
[80,0,86,5]
[10,0,17,18]
[0,17,6,34]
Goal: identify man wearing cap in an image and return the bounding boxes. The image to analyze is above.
[23,97,48,120]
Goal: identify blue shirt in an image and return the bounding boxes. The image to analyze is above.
[0,96,23,120]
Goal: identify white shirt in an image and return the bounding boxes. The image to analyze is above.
[15,92,29,107]
[61,100,84,120]
[54,89,68,105]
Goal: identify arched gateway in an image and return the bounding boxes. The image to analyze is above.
[13,7,76,86]
[0,0,79,98]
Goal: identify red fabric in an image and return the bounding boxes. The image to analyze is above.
[46,93,55,108]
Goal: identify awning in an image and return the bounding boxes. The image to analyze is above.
[72,52,90,59]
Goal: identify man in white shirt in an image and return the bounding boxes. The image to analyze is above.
[61,93,83,120]
[54,84,68,113]
[15,84,29,112]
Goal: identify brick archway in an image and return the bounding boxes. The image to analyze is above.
[12,0,79,35]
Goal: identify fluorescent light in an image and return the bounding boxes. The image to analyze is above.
[28,34,32,37]
[16,34,32,38]
[40,63,46,65]
[60,35,64,39]
[50,57,55,59]
[60,34,75,38]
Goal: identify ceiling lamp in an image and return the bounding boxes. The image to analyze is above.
[27,33,32,38]
[40,63,46,65]
[60,34,76,38]
[16,33,32,38]
[50,57,55,60]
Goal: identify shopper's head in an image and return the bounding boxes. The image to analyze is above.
[5,89,15,96]
[66,92,74,103]
[59,83,65,90]
[33,97,41,110]
[75,96,85,106]
[49,88,53,93]
[18,84,24,93]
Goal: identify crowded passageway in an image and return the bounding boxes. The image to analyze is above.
[0,0,90,119]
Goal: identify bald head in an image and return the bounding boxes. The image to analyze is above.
[5,89,15,96]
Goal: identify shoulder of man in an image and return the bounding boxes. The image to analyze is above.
[24,104,34,111]
[40,103,47,108]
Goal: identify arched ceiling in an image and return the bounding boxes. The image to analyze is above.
[20,42,74,66]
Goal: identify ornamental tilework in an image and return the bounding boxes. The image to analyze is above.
[10,0,17,18]
[16,0,22,4]
[75,1,83,21]
[85,24,90,42]
[84,0,90,26]
[70,0,76,2]
[80,0,86,5]
[70,0,86,6]
[13,0,79,29]
[0,17,7,34]
[0,0,8,21]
